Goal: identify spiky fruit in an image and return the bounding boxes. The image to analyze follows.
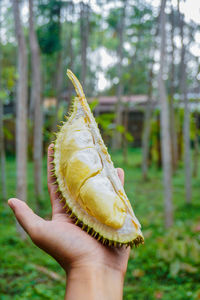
[53,70,144,247]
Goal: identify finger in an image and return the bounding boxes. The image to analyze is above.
[8,198,44,241]
[117,168,124,186]
[47,144,66,215]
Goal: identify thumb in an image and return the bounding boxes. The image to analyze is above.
[8,198,44,240]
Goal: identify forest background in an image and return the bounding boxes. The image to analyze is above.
[0,0,200,299]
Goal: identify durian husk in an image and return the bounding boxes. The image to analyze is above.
[52,70,144,248]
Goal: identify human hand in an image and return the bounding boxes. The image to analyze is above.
[8,144,130,300]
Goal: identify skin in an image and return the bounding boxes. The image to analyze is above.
[8,144,130,300]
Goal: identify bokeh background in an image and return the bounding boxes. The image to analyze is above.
[0,0,200,299]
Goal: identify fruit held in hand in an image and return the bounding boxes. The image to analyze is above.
[53,70,144,247]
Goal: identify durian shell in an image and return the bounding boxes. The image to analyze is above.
[53,70,144,248]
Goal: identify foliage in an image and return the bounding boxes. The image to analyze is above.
[1,149,200,299]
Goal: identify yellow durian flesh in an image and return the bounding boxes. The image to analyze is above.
[65,148,102,198]
[54,69,144,247]
[79,174,126,229]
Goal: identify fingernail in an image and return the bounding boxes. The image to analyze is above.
[8,199,15,210]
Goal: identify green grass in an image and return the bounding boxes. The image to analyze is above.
[1,149,200,299]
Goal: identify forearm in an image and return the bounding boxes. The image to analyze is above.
[65,266,124,300]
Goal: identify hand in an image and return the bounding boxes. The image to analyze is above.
[8,144,130,300]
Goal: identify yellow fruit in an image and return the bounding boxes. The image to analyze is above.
[53,69,144,247]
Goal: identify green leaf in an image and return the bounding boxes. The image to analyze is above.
[125,132,134,142]
[89,99,99,112]
[169,260,181,277]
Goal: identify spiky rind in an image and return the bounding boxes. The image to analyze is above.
[50,146,144,248]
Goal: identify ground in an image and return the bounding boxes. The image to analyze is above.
[1,149,200,300]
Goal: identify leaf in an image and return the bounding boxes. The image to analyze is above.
[116,124,125,134]
[175,240,187,258]
[89,99,99,111]
[169,260,181,277]
[180,263,198,274]
[125,132,134,142]
[0,90,7,99]
[132,269,145,278]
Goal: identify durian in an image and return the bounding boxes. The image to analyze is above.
[53,69,144,247]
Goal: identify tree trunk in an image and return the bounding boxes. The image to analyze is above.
[68,3,74,106]
[0,0,6,201]
[53,50,63,130]
[29,0,43,210]
[193,112,199,178]
[156,115,162,169]
[142,67,154,180]
[12,0,28,238]
[123,103,129,164]
[112,0,127,150]
[179,5,192,204]
[80,2,90,88]
[169,5,178,171]
[158,0,173,228]
[0,101,6,201]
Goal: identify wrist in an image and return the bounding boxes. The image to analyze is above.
[65,265,125,300]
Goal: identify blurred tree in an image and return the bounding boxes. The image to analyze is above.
[12,0,28,238]
[179,1,192,204]
[158,0,173,227]
[67,1,75,105]
[80,1,90,88]
[0,0,6,201]
[142,67,154,180]
[111,0,127,150]
[192,111,199,178]
[169,4,178,171]
[29,0,43,210]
